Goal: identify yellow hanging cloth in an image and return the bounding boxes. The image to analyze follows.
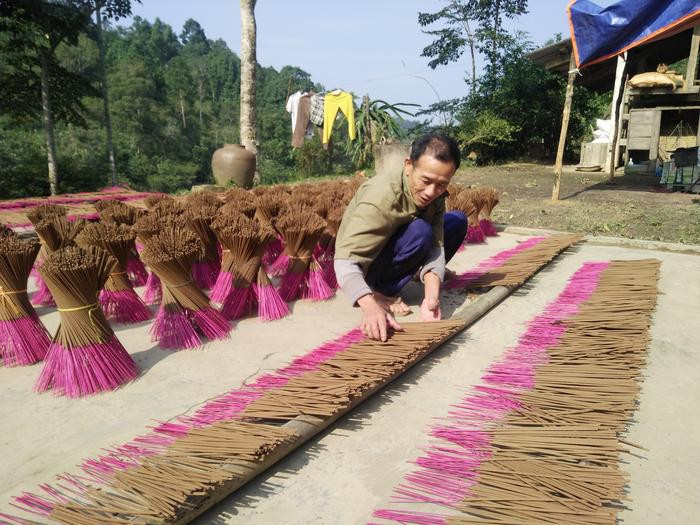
[322,91,356,144]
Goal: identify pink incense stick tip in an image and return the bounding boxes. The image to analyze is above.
[35,336,139,398]
[192,260,221,290]
[0,316,50,366]
[100,289,152,324]
[220,286,256,320]
[254,283,290,321]
[465,223,485,244]
[210,270,234,303]
[126,256,148,287]
[479,218,498,236]
[142,272,162,305]
[267,252,291,277]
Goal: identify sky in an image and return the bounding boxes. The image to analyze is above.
[119,1,571,113]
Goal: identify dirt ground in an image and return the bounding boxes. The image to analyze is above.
[454,163,700,245]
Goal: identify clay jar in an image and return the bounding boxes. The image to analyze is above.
[211,144,256,189]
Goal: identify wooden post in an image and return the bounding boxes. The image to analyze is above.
[607,54,627,179]
[684,25,700,91]
[552,52,577,201]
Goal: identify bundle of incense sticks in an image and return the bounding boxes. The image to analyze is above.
[95,199,149,286]
[475,186,499,236]
[26,204,68,307]
[222,186,257,206]
[462,188,487,243]
[77,222,152,324]
[133,213,165,304]
[143,193,175,210]
[255,192,286,268]
[35,246,139,398]
[446,183,465,209]
[140,225,230,350]
[274,206,334,301]
[447,190,480,248]
[31,213,86,306]
[211,213,289,321]
[374,259,660,524]
[185,190,222,208]
[184,202,222,290]
[0,233,51,366]
[319,206,343,289]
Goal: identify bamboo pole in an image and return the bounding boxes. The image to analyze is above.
[552,52,577,201]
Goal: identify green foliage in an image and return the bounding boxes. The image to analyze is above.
[0,117,50,198]
[0,11,358,198]
[350,99,419,167]
[146,158,198,193]
[457,110,519,161]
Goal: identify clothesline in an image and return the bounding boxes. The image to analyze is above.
[285,89,356,149]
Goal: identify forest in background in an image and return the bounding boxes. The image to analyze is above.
[1,1,610,199]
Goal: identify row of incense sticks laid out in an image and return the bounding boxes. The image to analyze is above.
[373,258,661,525]
[5,320,468,524]
[0,189,158,229]
[447,232,584,291]
[2,237,578,523]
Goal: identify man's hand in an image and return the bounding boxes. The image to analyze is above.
[420,296,442,322]
[357,293,403,342]
[420,271,442,322]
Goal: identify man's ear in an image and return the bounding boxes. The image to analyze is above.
[403,157,413,175]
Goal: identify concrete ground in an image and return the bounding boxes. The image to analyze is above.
[1,233,698,524]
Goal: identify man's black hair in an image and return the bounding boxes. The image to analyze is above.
[409,133,461,169]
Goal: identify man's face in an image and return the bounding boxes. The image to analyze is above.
[404,154,455,208]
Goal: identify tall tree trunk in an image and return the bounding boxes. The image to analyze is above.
[179,90,187,128]
[95,5,117,186]
[465,19,476,92]
[239,0,258,183]
[40,54,59,196]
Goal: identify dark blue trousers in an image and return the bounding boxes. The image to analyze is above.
[365,211,467,297]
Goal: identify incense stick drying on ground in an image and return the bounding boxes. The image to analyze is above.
[0,234,51,366]
[78,222,152,324]
[35,245,139,398]
[140,225,231,350]
[274,206,334,301]
[211,213,289,321]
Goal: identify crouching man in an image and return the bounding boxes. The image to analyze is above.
[334,133,467,341]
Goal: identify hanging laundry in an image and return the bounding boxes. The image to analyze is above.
[285,90,303,133]
[323,90,356,144]
[309,94,325,126]
[292,94,314,148]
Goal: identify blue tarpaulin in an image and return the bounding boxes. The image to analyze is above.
[568,0,700,68]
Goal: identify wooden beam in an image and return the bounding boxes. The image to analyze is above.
[685,25,700,90]
[552,52,577,201]
[607,55,627,178]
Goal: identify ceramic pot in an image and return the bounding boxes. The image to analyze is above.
[211,144,256,188]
